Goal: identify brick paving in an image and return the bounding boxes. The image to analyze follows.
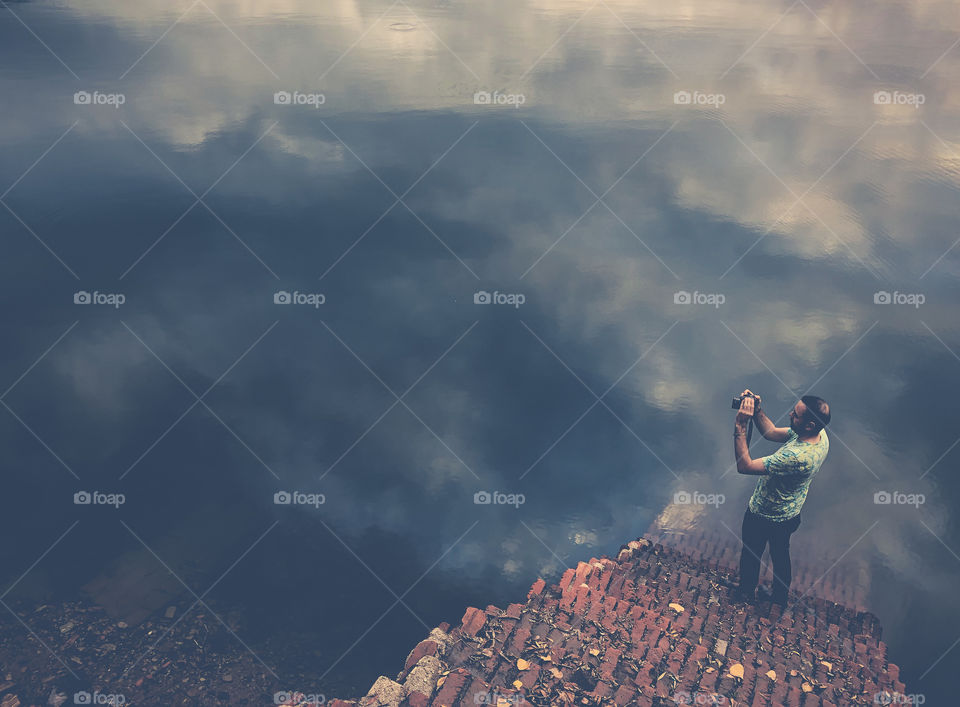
[299,531,905,707]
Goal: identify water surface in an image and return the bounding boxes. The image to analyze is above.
[2,0,960,702]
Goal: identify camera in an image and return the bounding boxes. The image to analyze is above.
[731,393,759,410]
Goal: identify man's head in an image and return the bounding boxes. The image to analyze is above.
[789,395,831,436]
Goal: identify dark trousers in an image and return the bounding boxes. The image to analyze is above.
[738,509,801,600]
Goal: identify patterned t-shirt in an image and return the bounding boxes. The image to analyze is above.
[748,428,829,521]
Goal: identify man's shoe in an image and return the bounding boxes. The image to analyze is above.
[757,588,788,606]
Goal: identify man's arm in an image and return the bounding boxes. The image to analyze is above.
[740,389,790,442]
[753,409,791,443]
[734,396,769,475]
[734,429,768,475]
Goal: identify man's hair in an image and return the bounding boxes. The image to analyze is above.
[800,395,831,432]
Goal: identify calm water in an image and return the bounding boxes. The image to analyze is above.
[2,0,960,702]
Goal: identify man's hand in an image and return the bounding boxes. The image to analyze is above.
[734,395,769,475]
[734,389,773,474]
[740,388,761,411]
[736,395,755,427]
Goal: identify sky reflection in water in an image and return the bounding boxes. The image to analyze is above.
[1,0,960,700]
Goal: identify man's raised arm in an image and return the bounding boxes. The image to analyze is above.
[741,389,790,442]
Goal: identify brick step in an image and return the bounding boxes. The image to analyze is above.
[327,535,904,707]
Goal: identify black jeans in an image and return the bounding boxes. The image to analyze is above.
[738,508,801,600]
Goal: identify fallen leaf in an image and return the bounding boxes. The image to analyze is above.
[668,602,685,613]
[589,648,600,656]
[765,670,777,681]
[437,676,446,688]
[728,663,744,679]
[540,654,552,661]
[550,667,564,679]
[821,661,833,671]
[513,679,523,689]
[517,658,530,670]
[802,683,813,692]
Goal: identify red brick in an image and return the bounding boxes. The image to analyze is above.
[432,667,471,706]
[460,607,486,637]
[589,680,614,699]
[405,692,431,707]
[404,639,439,671]
[613,684,636,705]
[519,663,540,689]
[508,623,532,655]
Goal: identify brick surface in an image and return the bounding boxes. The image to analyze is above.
[324,530,904,707]
[460,606,486,637]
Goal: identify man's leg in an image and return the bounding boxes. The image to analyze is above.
[737,509,768,598]
[767,513,801,603]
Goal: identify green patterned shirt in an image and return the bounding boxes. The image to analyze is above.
[748,428,829,521]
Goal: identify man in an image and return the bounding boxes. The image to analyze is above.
[731,389,830,605]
